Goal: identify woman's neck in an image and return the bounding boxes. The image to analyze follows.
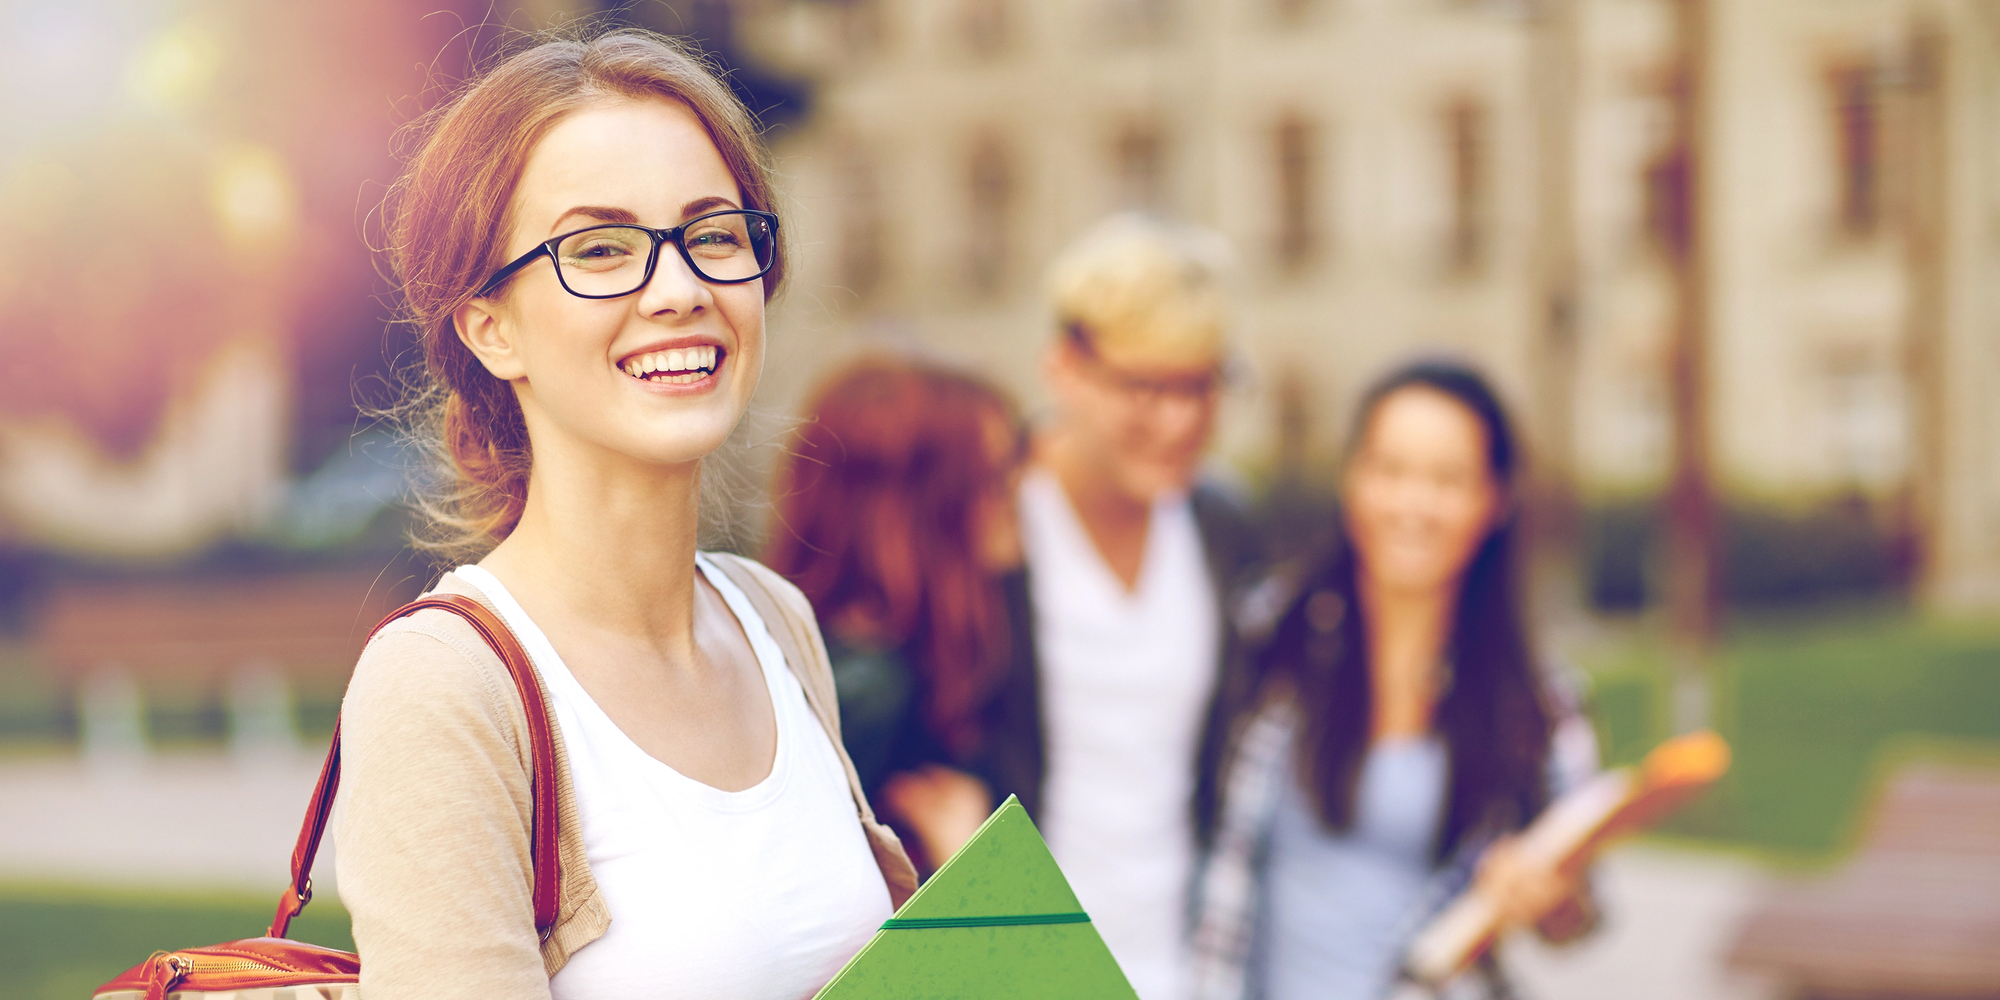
[1360,572,1456,741]
[478,434,703,657]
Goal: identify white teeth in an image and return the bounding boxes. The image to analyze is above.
[620,346,721,381]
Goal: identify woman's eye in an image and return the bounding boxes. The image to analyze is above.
[574,242,630,259]
[686,228,744,250]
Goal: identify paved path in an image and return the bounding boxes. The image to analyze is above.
[1505,845,1783,1000]
[0,752,333,894]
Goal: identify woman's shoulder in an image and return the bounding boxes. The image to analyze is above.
[344,573,525,737]
[702,551,818,625]
[1230,551,1338,647]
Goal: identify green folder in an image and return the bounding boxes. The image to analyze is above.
[815,795,1139,999]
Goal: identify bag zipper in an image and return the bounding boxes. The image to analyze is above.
[146,952,292,1000]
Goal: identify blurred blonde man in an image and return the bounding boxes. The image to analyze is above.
[1016,215,1260,1000]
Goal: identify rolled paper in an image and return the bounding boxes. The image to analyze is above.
[1404,730,1732,984]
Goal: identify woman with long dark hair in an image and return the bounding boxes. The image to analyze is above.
[765,357,1035,871]
[1190,360,1598,1000]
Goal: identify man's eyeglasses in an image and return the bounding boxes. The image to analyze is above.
[476,208,779,299]
[1066,324,1230,405]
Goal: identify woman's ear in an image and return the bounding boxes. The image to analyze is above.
[454,297,528,381]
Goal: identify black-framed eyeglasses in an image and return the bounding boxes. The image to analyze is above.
[476,208,779,299]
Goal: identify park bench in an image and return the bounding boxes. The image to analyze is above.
[1728,763,2000,998]
[31,569,418,757]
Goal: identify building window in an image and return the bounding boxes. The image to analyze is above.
[1274,114,1319,271]
[1271,0,1313,27]
[1113,119,1169,212]
[1103,0,1174,44]
[965,132,1015,296]
[1819,347,1908,490]
[838,0,890,57]
[1444,96,1488,274]
[836,147,885,301]
[961,0,1010,56]
[1828,62,1882,237]
[1644,143,1692,262]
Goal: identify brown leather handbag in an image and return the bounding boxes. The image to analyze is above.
[92,594,558,1000]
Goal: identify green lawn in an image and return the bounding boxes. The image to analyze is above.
[0,885,353,1000]
[1582,608,2000,860]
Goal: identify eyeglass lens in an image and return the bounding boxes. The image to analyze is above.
[1115,372,1221,404]
[554,212,774,295]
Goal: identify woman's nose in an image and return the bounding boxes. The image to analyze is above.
[637,243,711,317]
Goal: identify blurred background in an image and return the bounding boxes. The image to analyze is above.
[2,0,1998,997]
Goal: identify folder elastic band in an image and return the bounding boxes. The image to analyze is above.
[880,913,1091,930]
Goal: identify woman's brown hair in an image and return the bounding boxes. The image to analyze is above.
[764,358,1022,758]
[383,29,785,562]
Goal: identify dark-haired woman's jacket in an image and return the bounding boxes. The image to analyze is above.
[1187,562,1599,1000]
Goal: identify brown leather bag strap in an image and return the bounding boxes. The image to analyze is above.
[268,593,561,940]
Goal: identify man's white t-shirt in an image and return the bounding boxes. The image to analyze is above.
[1017,468,1220,1000]
[454,557,891,1000]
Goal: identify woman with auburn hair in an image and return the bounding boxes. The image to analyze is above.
[335,30,914,999]
[1190,360,1599,1000]
[764,357,1034,871]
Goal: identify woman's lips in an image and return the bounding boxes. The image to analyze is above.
[619,344,723,385]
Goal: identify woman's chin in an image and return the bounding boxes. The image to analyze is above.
[1363,561,1460,597]
[617,412,743,467]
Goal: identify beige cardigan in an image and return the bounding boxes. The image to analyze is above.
[332,553,918,999]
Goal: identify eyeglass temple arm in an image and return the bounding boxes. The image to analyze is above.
[475,243,557,298]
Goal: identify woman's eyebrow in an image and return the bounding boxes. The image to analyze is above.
[680,195,741,217]
[547,197,742,235]
[549,205,639,234]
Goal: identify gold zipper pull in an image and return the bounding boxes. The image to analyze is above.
[145,952,190,1000]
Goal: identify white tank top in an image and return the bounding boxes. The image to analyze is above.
[453,557,892,1000]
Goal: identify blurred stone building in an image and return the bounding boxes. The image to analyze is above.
[741,0,2000,610]
[4,0,1994,611]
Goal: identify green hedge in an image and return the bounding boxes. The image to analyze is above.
[1584,495,1910,611]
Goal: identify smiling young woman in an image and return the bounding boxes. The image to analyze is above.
[1190,360,1599,1000]
[335,31,915,1000]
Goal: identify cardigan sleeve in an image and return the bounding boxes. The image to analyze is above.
[332,618,552,1000]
